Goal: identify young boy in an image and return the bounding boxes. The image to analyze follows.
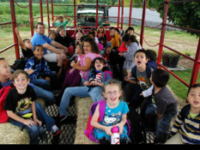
[24,45,57,91]
[148,69,177,144]
[0,58,54,106]
[4,70,60,144]
[125,26,134,35]
[15,27,34,58]
[52,14,71,29]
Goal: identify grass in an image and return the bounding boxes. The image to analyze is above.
[168,68,200,101]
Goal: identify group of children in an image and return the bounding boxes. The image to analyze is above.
[1,14,199,145]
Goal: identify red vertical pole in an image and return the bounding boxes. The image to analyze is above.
[117,0,120,28]
[140,0,146,47]
[121,0,124,30]
[129,0,133,27]
[96,0,99,28]
[157,0,169,64]
[40,0,43,23]
[190,38,200,86]
[10,0,19,59]
[74,0,76,27]
[29,0,34,37]
[46,0,50,33]
[51,0,54,22]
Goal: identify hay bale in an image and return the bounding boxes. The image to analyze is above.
[0,122,30,144]
[74,97,98,144]
[35,98,46,110]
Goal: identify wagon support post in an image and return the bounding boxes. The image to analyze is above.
[10,0,19,59]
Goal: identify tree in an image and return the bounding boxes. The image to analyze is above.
[147,0,200,36]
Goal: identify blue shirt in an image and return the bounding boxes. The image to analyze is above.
[31,32,52,54]
[99,100,129,126]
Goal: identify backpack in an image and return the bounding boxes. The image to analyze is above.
[180,104,190,122]
[127,106,146,144]
[0,84,13,123]
[11,57,29,70]
[84,100,131,143]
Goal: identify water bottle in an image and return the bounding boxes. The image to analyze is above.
[111,126,120,145]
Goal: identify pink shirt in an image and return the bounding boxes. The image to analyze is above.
[80,52,102,79]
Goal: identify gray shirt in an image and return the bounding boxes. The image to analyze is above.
[123,42,142,69]
[153,86,177,115]
[136,67,154,90]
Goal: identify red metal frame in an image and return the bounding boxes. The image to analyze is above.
[1,0,200,88]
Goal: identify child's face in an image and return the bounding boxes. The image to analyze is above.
[59,29,66,37]
[83,42,92,54]
[99,28,104,33]
[124,40,131,46]
[49,32,56,40]
[13,73,29,91]
[110,29,115,36]
[58,17,64,23]
[33,46,44,60]
[77,26,81,31]
[103,84,122,105]
[75,45,81,54]
[99,40,104,45]
[105,47,111,54]
[89,34,94,39]
[128,30,134,35]
[0,59,11,79]
[187,87,200,109]
[76,34,81,43]
[134,52,147,68]
[24,39,33,50]
[94,59,105,71]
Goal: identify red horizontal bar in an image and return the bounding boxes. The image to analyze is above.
[162,44,195,62]
[164,23,200,34]
[0,43,15,53]
[53,4,119,7]
[168,0,200,3]
[158,63,190,87]
[0,21,13,26]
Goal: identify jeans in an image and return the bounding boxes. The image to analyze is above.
[35,102,55,131]
[30,83,54,106]
[155,110,177,143]
[10,118,45,144]
[30,71,57,91]
[59,86,103,116]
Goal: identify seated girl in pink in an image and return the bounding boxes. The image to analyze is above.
[70,36,102,81]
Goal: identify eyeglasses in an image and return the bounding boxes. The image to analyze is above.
[106,91,119,96]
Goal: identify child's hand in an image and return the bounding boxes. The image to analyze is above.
[45,77,50,83]
[23,119,36,128]
[104,126,113,136]
[83,81,90,86]
[69,68,75,74]
[140,92,143,96]
[89,81,96,86]
[127,72,132,78]
[34,118,42,126]
[115,124,124,134]
[15,27,19,35]
[70,60,76,67]
[119,53,123,57]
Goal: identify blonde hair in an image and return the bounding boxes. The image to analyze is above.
[75,32,84,47]
[97,25,105,33]
[102,79,125,101]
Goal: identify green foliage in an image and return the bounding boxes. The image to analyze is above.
[147,0,200,37]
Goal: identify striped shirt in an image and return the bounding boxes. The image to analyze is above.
[170,105,200,144]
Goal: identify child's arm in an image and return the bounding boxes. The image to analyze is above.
[32,102,42,126]
[24,60,35,75]
[7,110,36,128]
[52,16,59,26]
[115,114,127,134]
[91,104,113,136]
[15,27,26,50]
[63,14,71,22]
[71,57,93,71]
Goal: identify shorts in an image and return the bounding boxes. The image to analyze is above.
[43,52,57,62]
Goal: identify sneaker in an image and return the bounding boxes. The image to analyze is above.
[51,125,61,136]
[60,115,68,123]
